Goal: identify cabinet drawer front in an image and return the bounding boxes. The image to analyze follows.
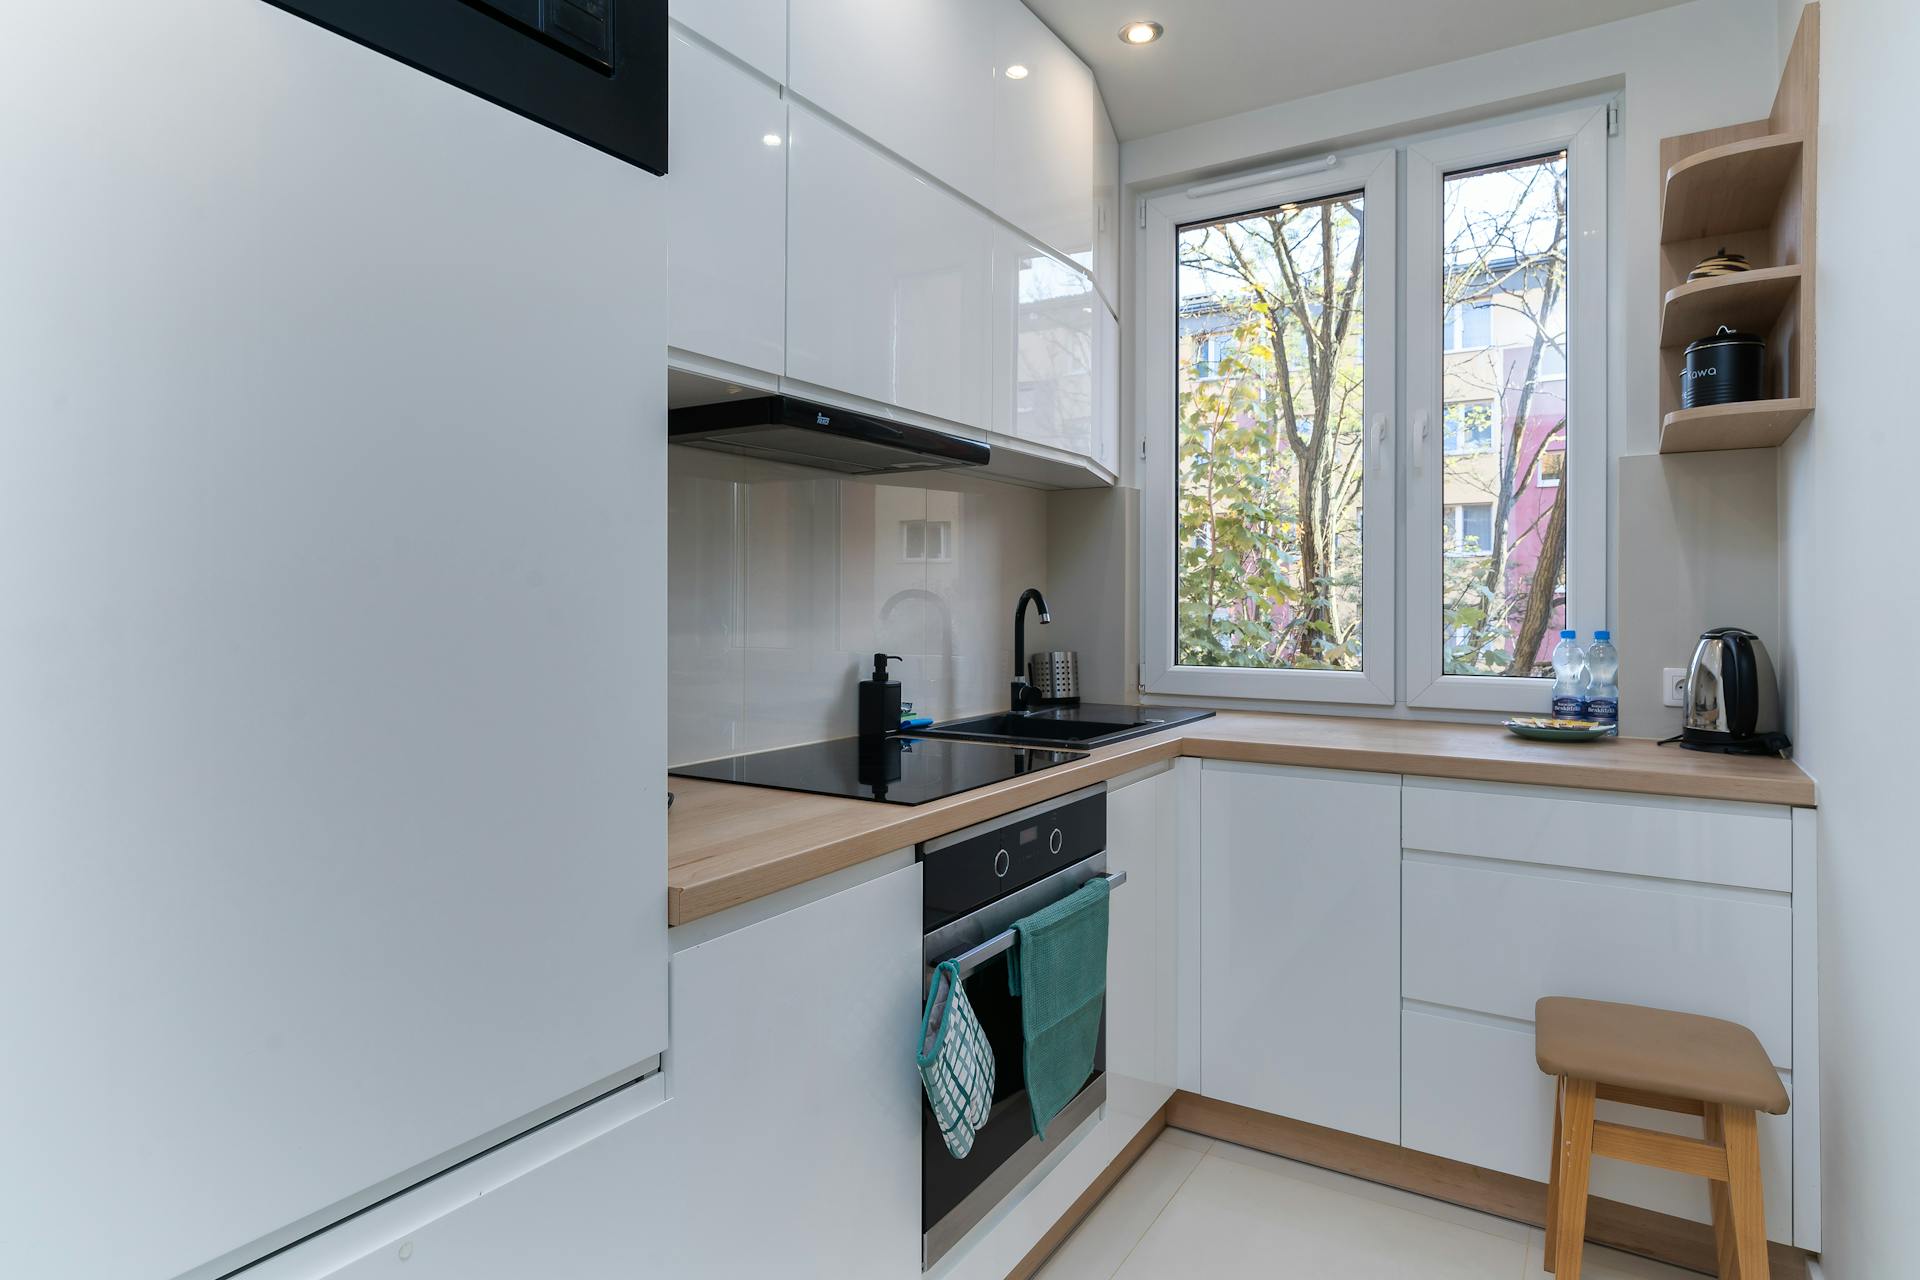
[1402,1008,1792,1243]
[1403,857,1793,1065]
[1403,779,1792,891]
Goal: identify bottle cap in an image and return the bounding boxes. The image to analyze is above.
[1594,630,1611,641]
[1559,629,1577,639]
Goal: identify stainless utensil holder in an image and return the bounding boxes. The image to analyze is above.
[1027,650,1080,701]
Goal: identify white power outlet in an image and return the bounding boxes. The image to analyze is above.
[1662,667,1689,708]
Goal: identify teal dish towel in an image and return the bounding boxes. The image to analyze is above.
[1007,876,1111,1139]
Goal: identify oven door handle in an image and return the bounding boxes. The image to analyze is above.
[936,870,1126,979]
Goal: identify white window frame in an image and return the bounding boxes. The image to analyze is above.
[1405,105,1608,712]
[1138,150,1397,705]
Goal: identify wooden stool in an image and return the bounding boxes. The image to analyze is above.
[1535,997,1790,1279]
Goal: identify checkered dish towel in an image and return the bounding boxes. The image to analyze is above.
[918,959,996,1158]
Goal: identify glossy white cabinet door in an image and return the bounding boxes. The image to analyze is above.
[1402,1007,1794,1243]
[668,31,786,376]
[2,7,670,1277]
[1094,299,1120,472]
[1090,102,1120,303]
[788,107,994,430]
[990,0,1095,262]
[1401,855,1794,1066]
[258,865,923,1278]
[665,862,924,1277]
[668,0,785,83]
[1199,762,1401,1143]
[789,0,994,203]
[992,230,1098,457]
[1105,768,1179,1098]
[247,1082,684,1279]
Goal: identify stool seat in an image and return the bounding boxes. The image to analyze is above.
[1536,997,1789,1115]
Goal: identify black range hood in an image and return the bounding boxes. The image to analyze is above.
[667,395,990,476]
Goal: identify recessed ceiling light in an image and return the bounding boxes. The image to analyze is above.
[1004,64,1030,80]
[762,133,783,147]
[1119,20,1164,45]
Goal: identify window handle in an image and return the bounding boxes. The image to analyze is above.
[1412,411,1430,472]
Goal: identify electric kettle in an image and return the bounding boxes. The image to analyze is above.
[1682,627,1790,756]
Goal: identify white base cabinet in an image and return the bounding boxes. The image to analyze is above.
[1104,765,1180,1100]
[250,865,923,1279]
[1197,762,1401,1143]
[1401,1005,1794,1243]
[1396,778,1806,1246]
[664,861,924,1279]
[1186,765,1817,1252]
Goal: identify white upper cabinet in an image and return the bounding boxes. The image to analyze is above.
[668,0,786,82]
[993,229,1098,458]
[1091,104,1120,305]
[990,0,1096,262]
[789,0,995,202]
[668,32,786,376]
[788,107,994,431]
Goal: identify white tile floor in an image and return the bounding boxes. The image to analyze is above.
[1035,1130,1705,1279]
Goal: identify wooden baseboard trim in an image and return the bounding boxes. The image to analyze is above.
[1165,1092,1811,1280]
[1004,1103,1169,1280]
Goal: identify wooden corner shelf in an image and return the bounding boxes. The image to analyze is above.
[1659,265,1804,350]
[1660,399,1812,454]
[1660,133,1804,245]
[1652,4,1817,456]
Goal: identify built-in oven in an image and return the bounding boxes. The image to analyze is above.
[919,783,1119,1270]
[260,0,667,174]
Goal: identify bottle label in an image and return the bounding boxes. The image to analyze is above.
[1584,696,1619,726]
[1552,695,1587,718]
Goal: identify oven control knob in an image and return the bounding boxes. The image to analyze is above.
[993,848,1010,878]
[1048,827,1063,855]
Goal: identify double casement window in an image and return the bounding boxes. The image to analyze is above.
[1138,103,1607,712]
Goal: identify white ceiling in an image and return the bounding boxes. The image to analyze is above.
[1026,0,1697,140]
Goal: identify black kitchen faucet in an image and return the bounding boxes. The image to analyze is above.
[1011,587,1051,712]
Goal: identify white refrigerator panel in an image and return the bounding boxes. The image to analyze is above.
[0,3,669,1278]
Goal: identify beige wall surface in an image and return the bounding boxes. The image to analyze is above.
[1615,450,1781,739]
[667,447,1051,764]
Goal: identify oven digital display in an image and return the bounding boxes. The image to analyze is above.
[1019,826,1038,845]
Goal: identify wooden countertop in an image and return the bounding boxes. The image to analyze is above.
[666,712,1814,925]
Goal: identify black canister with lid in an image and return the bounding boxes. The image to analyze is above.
[1681,326,1766,408]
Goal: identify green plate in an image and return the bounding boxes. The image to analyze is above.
[1504,718,1612,742]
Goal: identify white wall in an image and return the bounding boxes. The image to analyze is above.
[1776,2,1920,1275]
[1616,450,1782,736]
[1115,0,1785,724]
[667,449,1049,760]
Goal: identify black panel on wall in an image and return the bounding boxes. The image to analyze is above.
[260,0,667,175]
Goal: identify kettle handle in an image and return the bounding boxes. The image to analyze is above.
[1724,633,1759,739]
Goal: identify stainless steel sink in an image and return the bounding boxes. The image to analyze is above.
[908,704,1214,750]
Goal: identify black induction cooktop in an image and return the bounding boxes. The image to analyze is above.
[668,735,1086,806]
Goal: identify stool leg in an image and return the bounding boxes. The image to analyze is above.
[1722,1107,1770,1280]
[1552,1077,1597,1280]
[1544,1078,1565,1272]
[1704,1104,1739,1279]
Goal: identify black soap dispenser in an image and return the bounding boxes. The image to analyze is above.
[858,653,905,739]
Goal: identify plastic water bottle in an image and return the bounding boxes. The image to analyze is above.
[1551,630,1588,719]
[1585,631,1620,735]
